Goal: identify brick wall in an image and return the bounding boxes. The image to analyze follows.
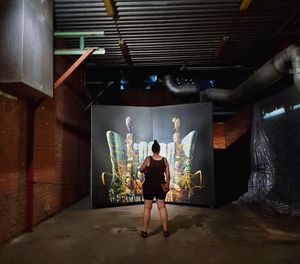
[0,57,90,242]
[0,97,27,242]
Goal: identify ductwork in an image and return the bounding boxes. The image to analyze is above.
[164,45,300,103]
[164,75,199,95]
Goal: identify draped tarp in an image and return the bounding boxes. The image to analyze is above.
[241,83,300,215]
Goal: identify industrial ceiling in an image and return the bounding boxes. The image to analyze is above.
[54,0,300,68]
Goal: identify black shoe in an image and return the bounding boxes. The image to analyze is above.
[141,231,148,238]
[163,231,170,237]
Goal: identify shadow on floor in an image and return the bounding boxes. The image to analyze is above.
[149,214,205,236]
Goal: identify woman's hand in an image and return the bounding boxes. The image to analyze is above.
[161,182,170,193]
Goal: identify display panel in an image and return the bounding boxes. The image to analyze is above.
[91,103,214,207]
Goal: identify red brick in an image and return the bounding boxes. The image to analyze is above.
[0,56,90,243]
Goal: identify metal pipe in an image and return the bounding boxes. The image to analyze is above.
[164,75,198,95]
[200,89,234,102]
[25,99,43,232]
[26,103,34,232]
[54,48,105,55]
[278,45,300,91]
[54,31,105,37]
[55,48,97,89]
[163,45,300,103]
[199,45,300,103]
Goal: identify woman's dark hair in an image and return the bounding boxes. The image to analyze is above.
[152,140,160,153]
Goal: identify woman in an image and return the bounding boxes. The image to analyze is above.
[139,140,170,238]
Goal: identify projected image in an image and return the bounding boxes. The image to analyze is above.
[91,103,214,207]
[166,117,203,202]
[101,117,145,203]
[101,116,204,204]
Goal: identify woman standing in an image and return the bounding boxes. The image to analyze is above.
[139,140,170,238]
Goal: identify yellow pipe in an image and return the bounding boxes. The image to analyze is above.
[240,0,252,11]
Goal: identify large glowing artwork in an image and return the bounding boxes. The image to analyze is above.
[91,103,214,207]
[101,117,203,203]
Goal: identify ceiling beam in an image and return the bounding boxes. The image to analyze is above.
[240,0,252,11]
[214,36,230,59]
[102,0,118,18]
[119,39,132,65]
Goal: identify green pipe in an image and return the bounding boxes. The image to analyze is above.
[54,31,104,37]
[54,48,105,55]
[80,36,85,50]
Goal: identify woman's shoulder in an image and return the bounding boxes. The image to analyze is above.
[151,155,165,161]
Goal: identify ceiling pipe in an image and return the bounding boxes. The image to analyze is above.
[164,75,198,96]
[277,45,300,89]
[204,45,300,103]
[164,45,300,103]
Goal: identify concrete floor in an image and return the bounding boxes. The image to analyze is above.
[1,198,300,264]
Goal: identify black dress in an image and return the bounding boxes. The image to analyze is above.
[142,156,166,200]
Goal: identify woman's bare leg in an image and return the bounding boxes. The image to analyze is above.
[143,199,153,232]
[156,199,168,231]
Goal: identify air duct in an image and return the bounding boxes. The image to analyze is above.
[202,45,300,103]
[164,45,300,104]
[164,75,198,95]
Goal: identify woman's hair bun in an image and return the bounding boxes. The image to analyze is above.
[152,140,160,153]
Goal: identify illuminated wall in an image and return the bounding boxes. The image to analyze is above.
[91,103,214,207]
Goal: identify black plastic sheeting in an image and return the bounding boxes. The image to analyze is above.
[241,82,300,215]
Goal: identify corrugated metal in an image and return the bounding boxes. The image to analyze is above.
[54,0,300,67]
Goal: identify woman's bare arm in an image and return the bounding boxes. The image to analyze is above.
[140,156,150,173]
[164,158,170,185]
